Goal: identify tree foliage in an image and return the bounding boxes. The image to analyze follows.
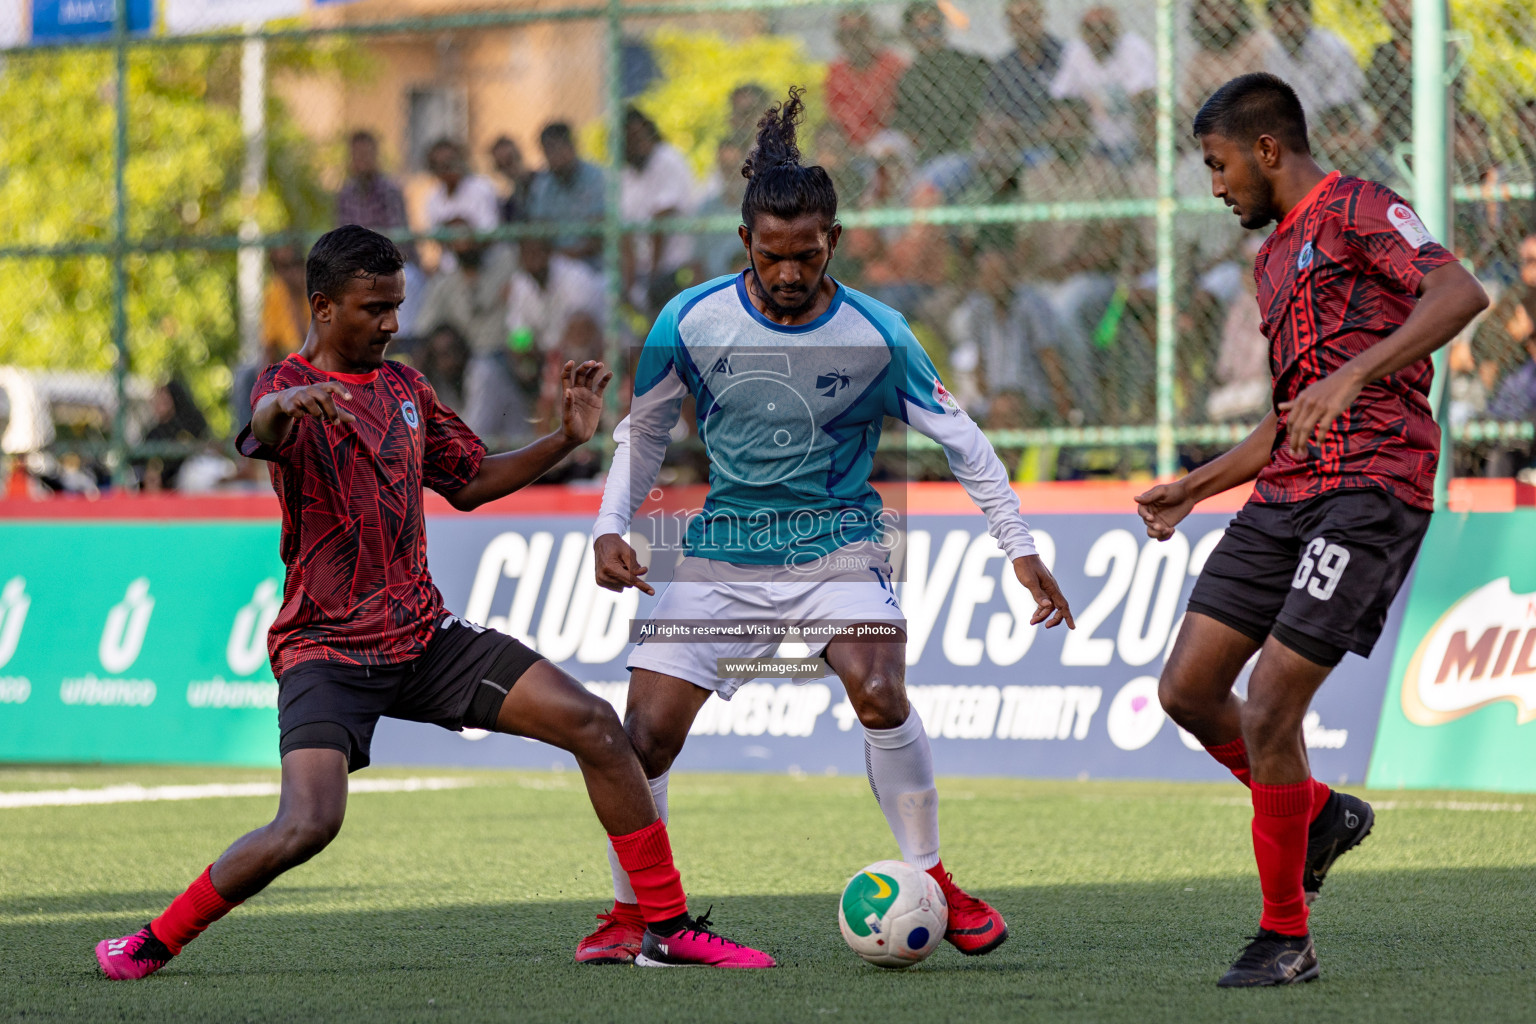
[0,42,342,435]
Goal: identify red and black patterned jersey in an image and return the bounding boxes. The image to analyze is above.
[1252,170,1458,510]
[236,354,485,676]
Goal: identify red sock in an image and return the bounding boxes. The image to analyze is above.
[1308,777,1332,818]
[1205,737,1252,788]
[1207,737,1335,823]
[608,820,688,924]
[1250,782,1312,937]
[150,865,241,954]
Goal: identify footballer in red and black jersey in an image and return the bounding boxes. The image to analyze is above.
[235,353,485,675]
[1252,170,1458,510]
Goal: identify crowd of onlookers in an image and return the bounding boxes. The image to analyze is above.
[26,0,1532,496]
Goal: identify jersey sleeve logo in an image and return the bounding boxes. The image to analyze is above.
[1387,203,1435,248]
[401,400,420,430]
[934,380,961,415]
[1297,241,1314,270]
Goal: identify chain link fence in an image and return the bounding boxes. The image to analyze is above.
[0,0,1531,495]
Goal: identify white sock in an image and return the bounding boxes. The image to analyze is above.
[863,710,941,869]
[607,771,670,905]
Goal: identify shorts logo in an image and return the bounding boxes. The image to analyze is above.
[401,400,420,430]
[1291,537,1350,601]
[1297,241,1314,271]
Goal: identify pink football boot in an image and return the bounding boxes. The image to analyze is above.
[96,926,175,980]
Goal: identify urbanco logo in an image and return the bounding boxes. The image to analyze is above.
[0,576,30,669]
[228,579,281,676]
[1402,577,1536,726]
[99,577,155,674]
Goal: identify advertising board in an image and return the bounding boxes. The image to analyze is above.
[0,496,1402,783]
[1367,510,1536,792]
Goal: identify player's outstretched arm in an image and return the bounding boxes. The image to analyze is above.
[1279,261,1489,457]
[1136,411,1279,541]
[594,533,654,596]
[249,382,356,448]
[446,360,613,511]
[1013,555,1075,629]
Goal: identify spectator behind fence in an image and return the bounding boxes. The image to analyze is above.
[425,138,500,273]
[1264,0,1364,137]
[620,107,699,312]
[1050,6,1156,164]
[231,245,309,440]
[825,10,906,149]
[527,122,606,268]
[1363,0,1415,159]
[335,131,409,235]
[139,378,211,492]
[1016,96,1148,424]
[490,135,533,224]
[948,248,1081,428]
[413,219,531,445]
[728,83,770,149]
[984,0,1065,156]
[1181,0,1275,124]
[335,129,425,339]
[1206,238,1271,422]
[507,235,606,362]
[842,131,951,324]
[415,323,472,413]
[1475,235,1536,397]
[892,1,990,165]
[696,139,750,281]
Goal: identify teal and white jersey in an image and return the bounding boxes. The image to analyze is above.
[594,273,1036,564]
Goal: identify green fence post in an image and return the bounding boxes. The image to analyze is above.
[602,0,625,433]
[1153,0,1176,478]
[1414,0,1452,509]
[110,0,131,488]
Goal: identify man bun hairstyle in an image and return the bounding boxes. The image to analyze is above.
[741,86,839,233]
[306,225,406,302]
[1192,71,1311,154]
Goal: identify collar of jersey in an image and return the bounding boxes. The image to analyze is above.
[290,353,379,385]
[1274,169,1340,235]
[734,271,845,334]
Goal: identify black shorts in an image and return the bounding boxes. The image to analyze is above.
[277,615,544,771]
[1186,488,1431,666]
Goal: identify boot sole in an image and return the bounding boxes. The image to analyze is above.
[950,925,1009,957]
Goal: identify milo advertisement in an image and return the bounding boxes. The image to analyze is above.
[1368,510,1536,791]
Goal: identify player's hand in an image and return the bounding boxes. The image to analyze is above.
[1277,370,1362,458]
[1013,554,1074,629]
[1135,480,1195,541]
[594,532,654,596]
[559,360,614,445]
[275,382,355,426]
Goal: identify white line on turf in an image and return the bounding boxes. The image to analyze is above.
[1212,797,1524,812]
[0,777,474,809]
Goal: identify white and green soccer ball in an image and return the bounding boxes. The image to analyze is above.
[837,860,948,969]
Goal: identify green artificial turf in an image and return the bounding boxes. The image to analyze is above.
[2,765,1533,1023]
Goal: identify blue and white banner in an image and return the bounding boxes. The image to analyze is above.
[29,0,151,40]
[372,513,1404,784]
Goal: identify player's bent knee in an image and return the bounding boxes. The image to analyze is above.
[624,716,683,777]
[567,698,632,765]
[850,674,908,730]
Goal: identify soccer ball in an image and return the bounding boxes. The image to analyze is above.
[837,860,947,969]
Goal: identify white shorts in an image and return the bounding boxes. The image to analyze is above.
[626,542,906,698]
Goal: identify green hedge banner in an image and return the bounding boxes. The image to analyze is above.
[1368,511,1536,792]
[0,525,286,765]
